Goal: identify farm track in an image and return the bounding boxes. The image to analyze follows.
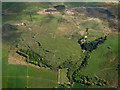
[58,69,60,83]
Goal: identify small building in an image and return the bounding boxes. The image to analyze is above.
[85,36,87,39]
[21,22,24,26]
[17,22,26,26]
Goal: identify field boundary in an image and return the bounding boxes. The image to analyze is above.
[58,69,60,84]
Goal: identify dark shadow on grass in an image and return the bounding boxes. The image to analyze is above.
[2,24,22,45]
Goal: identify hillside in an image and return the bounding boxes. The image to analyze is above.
[2,2,119,88]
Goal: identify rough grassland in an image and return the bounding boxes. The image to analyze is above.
[60,68,69,84]
[80,33,118,88]
[2,2,119,88]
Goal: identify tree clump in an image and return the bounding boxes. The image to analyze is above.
[78,36,107,52]
[58,35,108,87]
[54,5,65,11]
[16,49,52,69]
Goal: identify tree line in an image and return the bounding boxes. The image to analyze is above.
[58,35,109,87]
[16,49,52,69]
[78,36,107,52]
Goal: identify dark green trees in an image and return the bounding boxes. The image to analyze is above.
[16,49,52,69]
[36,41,42,46]
[58,35,108,87]
[86,28,88,33]
[54,5,65,11]
[78,36,107,52]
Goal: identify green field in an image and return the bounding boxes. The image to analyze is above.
[64,2,111,8]
[72,82,87,88]
[28,67,58,88]
[2,43,58,88]
[60,68,69,84]
[2,2,119,88]
[80,33,118,88]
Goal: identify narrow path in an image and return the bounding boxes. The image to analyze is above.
[58,69,60,83]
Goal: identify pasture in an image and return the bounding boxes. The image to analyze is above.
[80,33,118,88]
[28,66,58,88]
[59,68,69,84]
[2,2,119,88]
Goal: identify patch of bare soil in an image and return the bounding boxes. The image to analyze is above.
[8,50,27,65]
[57,26,69,35]
[37,8,60,15]
[57,26,67,32]
[87,17,101,22]
[37,11,45,15]
[49,33,56,39]
[78,30,85,36]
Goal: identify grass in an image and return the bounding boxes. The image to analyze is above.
[13,13,82,67]
[60,68,69,84]
[7,65,27,77]
[80,33,118,87]
[3,2,107,68]
[80,20,103,30]
[28,66,57,80]
[2,43,27,88]
[2,2,53,13]
[3,77,27,88]
[2,77,8,88]
[2,2,119,88]
[64,2,110,8]
[2,44,9,77]
[28,77,57,88]
[72,82,87,88]
[2,2,16,10]
[28,66,58,88]
[7,77,16,88]
[16,77,27,88]
[2,48,27,77]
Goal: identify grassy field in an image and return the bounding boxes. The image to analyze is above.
[10,12,82,67]
[60,68,69,84]
[2,47,58,88]
[80,33,118,88]
[2,40,58,88]
[72,82,87,88]
[2,43,27,88]
[28,66,58,88]
[2,2,80,88]
[3,77,27,88]
[28,77,57,88]
[2,2,119,88]
[64,2,110,8]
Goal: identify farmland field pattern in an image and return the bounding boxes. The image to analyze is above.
[2,2,119,89]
